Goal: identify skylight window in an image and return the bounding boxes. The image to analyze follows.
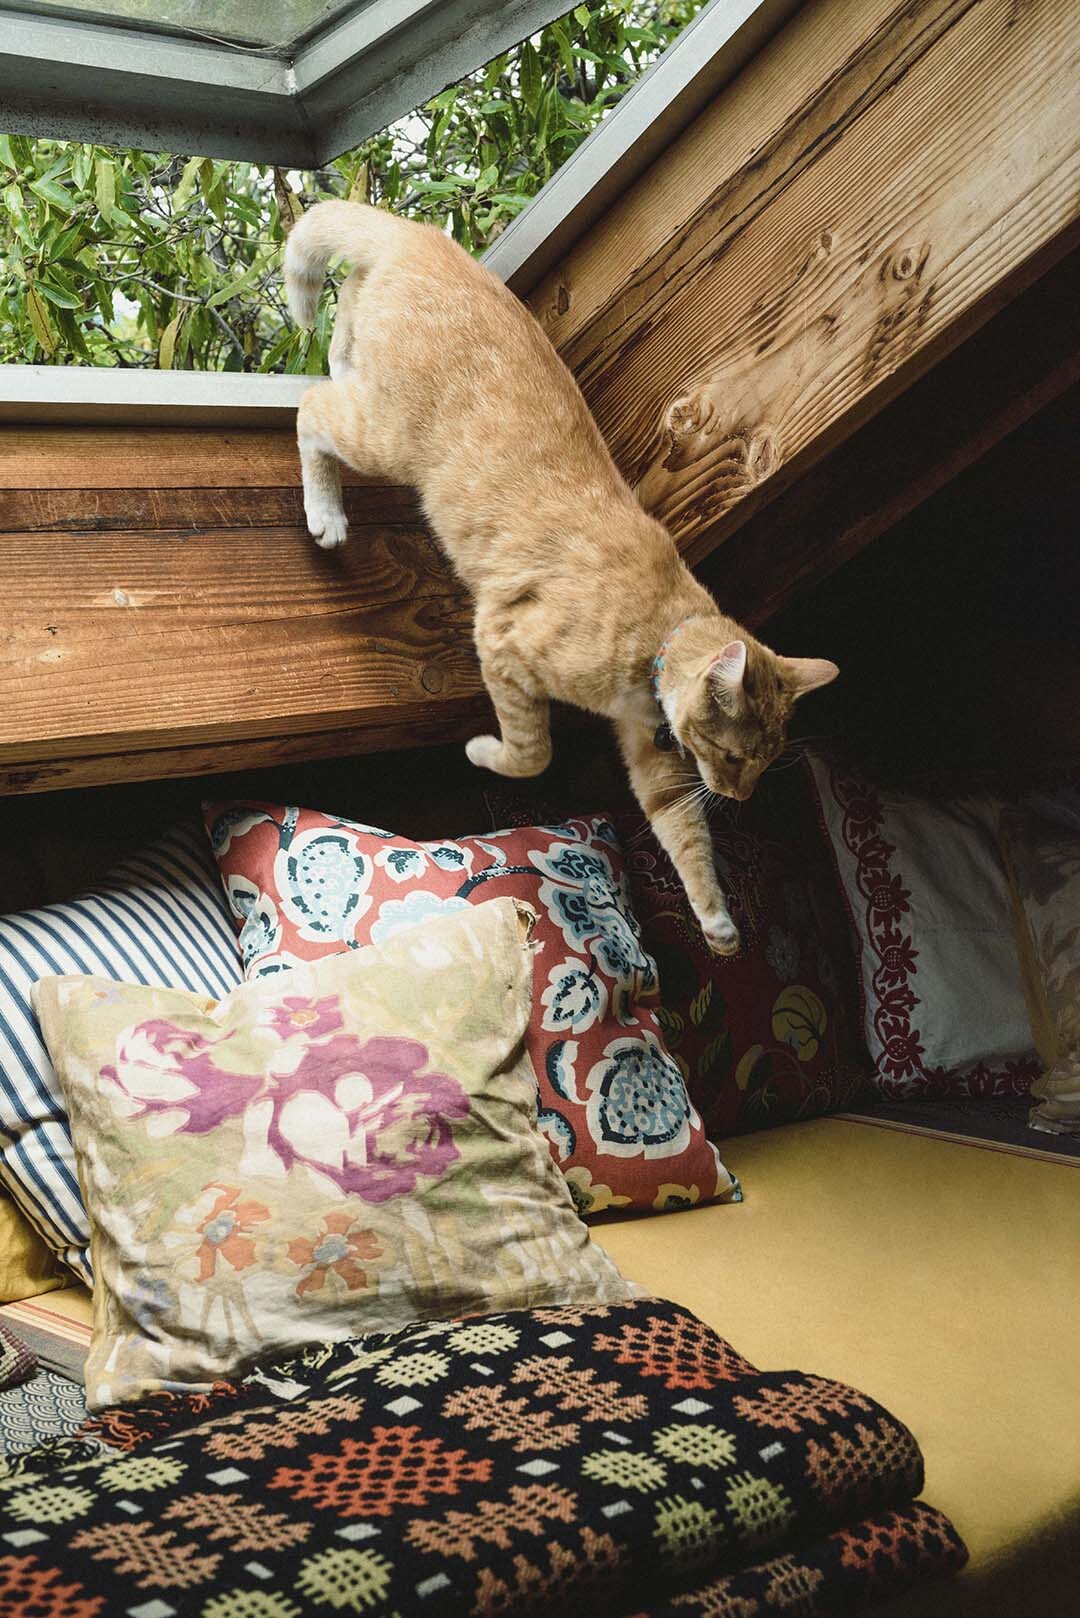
[6,0,358,50]
[0,1,582,164]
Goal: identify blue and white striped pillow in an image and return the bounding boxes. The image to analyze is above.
[0,821,243,1285]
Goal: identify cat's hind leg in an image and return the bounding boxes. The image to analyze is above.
[466,659,552,778]
[296,379,373,550]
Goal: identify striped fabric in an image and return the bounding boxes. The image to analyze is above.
[0,821,242,1285]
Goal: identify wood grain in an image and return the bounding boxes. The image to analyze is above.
[0,427,370,489]
[533,0,1080,561]
[527,0,905,349]
[0,709,490,797]
[0,484,422,532]
[0,422,482,793]
[4,525,460,613]
[3,531,479,758]
[700,250,1080,627]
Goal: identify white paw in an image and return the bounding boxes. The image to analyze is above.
[465,734,504,773]
[699,909,741,956]
[306,505,349,550]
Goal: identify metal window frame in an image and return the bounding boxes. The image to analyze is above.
[0,0,579,164]
[0,0,790,420]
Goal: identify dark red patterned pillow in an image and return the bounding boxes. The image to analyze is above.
[618,764,870,1139]
[203,801,737,1218]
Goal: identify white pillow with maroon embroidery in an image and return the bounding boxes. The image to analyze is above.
[807,757,1038,1100]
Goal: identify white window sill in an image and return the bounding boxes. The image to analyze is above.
[0,365,314,426]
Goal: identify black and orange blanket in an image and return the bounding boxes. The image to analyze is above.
[0,1299,964,1617]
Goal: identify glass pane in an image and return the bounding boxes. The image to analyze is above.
[0,0,361,49]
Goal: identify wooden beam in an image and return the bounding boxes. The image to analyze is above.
[700,249,1080,627]
[0,426,485,795]
[0,711,490,798]
[0,426,409,491]
[531,0,1080,564]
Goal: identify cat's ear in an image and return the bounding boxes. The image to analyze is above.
[781,657,839,699]
[708,640,748,711]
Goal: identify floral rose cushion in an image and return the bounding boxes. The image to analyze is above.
[203,801,737,1217]
[807,756,1040,1100]
[31,898,637,1409]
[617,766,870,1140]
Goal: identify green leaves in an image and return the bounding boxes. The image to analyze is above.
[0,3,704,369]
[28,175,74,211]
[200,158,226,222]
[25,283,57,356]
[174,155,201,211]
[519,40,543,114]
[37,279,82,310]
[205,254,269,307]
[94,157,115,219]
[273,167,304,235]
[157,312,181,369]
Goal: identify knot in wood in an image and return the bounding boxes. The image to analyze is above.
[420,664,446,695]
[666,393,712,439]
[888,242,931,283]
[748,430,780,482]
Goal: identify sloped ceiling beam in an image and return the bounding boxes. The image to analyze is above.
[526,0,1080,572]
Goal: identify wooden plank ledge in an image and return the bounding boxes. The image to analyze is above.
[0,426,486,794]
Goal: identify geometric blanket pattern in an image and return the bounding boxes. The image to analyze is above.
[0,1299,966,1616]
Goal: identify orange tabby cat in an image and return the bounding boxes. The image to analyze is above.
[285,201,837,954]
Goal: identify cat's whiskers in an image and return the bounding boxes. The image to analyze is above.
[662,782,715,819]
[766,751,810,775]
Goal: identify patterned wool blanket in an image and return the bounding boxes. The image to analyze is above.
[0,1299,965,1617]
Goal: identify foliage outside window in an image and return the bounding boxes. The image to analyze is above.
[0,2,703,373]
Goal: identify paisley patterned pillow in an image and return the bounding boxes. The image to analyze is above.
[203,801,737,1217]
[32,899,638,1409]
[618,764,871,1139]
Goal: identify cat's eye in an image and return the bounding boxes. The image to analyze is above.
[724,750,743,766]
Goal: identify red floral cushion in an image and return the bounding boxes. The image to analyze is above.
[203,802,736,1217]
[617,765,870,1140]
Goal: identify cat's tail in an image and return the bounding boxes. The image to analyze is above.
[284,200,412,328]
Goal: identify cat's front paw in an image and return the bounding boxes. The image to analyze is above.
[465,734,504,773]
[698,909,741,956]
[306,505,349,550]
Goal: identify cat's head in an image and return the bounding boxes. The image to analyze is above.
[661,624,838,801]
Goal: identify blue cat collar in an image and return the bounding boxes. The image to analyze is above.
[650,617,693,706]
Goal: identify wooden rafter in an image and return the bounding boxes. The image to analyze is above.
[701,250,1080,628]
[529,0,1080,566]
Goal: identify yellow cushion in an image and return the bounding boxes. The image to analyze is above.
[0,1188,64,1305]
[593,1118,1080,1615]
